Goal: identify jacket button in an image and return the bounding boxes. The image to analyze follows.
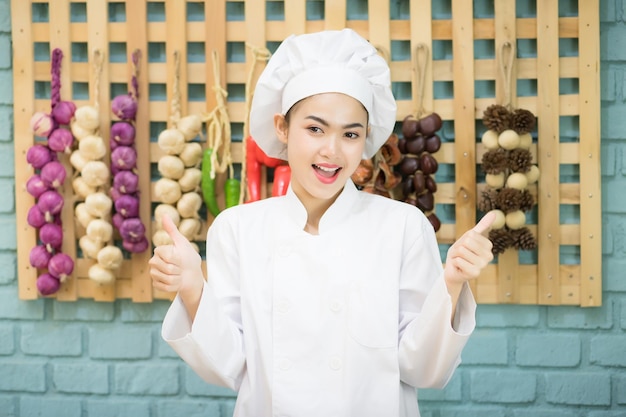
[329,300,342,312]
[275,300,290,314]
[329,356,342,371]
[278,245,291,257]
[277,358,292,371]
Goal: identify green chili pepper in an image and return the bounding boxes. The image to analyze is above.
[201,148,220,217]
[225,178,241,208]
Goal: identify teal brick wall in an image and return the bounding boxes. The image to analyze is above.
[0,1,624,416]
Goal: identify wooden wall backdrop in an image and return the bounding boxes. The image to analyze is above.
[11,0,601,306]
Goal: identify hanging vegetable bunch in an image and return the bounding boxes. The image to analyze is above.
[26,48,75,296]
[153,50,204,250]
[478,104,539,255]
[200,50,241,214]
[351,133,402,197]
[107,49,150,257]
[70,49,124,284]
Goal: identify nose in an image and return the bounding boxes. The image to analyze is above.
[320,134,340,158]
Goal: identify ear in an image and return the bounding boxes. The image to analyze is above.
[274,113,288,145]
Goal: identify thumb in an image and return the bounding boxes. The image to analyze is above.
[473,211,496,235]
[162,215,187,246]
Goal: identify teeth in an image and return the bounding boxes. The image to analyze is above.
[315,164,339,172]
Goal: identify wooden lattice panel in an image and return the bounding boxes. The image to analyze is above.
[12,0,601,306]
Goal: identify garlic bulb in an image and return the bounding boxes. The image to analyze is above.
[177,115,203,141]
[178,218,201,241]
[86,219,113,243]
[152,229,173,247]
[158,155,185,180]
[178,168,202,192]
[154,178,182,205]
[74,105,100,131]
[79,235,104,259]
[70,150,89,172]
[154,203,181,228]
[79,135,107,161]
[75,202,96,229]
[88,263,115,284]
[176,192,203,219]
[85,192,113,218]
[72,176,97,199]
[157,129,186,155]
[70,119,94,140]
[97,245,124,270]
[178,142,203,167]
[81,160,110,188]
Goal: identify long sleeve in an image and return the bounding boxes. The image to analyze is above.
[162,214,246,391]
[397,214,477,389]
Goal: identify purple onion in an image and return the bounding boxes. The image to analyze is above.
[110,137,119,151]
[36,273,61,295]
[26,175,49,198]
[119,218,146,243]
[113,171,139,195]
[40,161,67,189]
[109,186,123,202]
[40,223,63,252]
[51,100,76,125]
[29,245,52,269]
[110,122,136,146]
[48,128,74,154]
[115,195,140,218]
[112,213,124,231]
[122,236,149,253]
[111,146,137,171]
[47,253,74,282]
[27,205,47,228]
[26,144,53,169]
[30,112,56,138]
[111,94,138,121]
[37,190,64,219]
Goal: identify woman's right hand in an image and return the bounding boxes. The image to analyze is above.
[149,216,205,317]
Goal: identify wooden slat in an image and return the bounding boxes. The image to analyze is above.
[577,0,602,307]
[206,0,226,111]
[325,0,346,30]
[409,0,434,116]
[285,0,306,36]
[536,1,561,305]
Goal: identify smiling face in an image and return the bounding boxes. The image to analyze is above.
[274,93,368,213]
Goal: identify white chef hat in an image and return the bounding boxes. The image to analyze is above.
[249,28,397,160]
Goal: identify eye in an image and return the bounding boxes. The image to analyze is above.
[344,131,360,139]
[307,126,323,134]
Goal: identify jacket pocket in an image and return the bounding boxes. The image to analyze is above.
[347,281,397,349]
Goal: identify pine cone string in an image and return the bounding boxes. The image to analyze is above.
[481,148,508,174]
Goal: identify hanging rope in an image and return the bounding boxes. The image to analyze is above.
[131,48,141,99]
[91,49,104,111]
[499,41,515,109]
[412,43,429,117]
[50,48,63,110]
[170,50,182,127]
[239,43,272,203]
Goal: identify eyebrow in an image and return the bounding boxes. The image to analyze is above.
[305,115,365,130]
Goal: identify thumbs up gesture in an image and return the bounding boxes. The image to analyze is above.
[149,215,204,297]
[444,212,495,284]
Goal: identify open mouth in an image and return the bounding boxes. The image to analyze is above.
[313,164,342,180]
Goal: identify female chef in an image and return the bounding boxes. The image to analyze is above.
[149,28,494,417]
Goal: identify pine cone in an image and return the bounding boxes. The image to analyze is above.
[512,108,536,134]
[496,187,524,213]
[478,188,499,212]
[483,104,511,133]
[481,148,508,174]
[489,229,513,255]
[519,189,535,212]
[512,228,537,250]
[508,148,533,173]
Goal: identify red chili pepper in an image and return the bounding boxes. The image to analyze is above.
[246,136,262,202]
[272,165,291,197]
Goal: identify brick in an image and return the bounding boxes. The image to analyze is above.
[547,303,612,330]
[0,395,17,417]
[602,104,626,139]
[0,106,12,143]
[513,411,581,417]
[0,362,46,392]
[545,372,611,406]
[417,372,462,402]
[20,396,81,417]
[604,179,626,213]
[89,326,151,359]
[0,288,44,319]
[602,144,617,177]
[0,217,16,249]
[605,258,626,291]
[52,363,109,394]
[154,399,221,417]
[476,304,540,328]
[422,407,508,417]
[602,26,626,61]
[601,68,616,102]
[185,367,237,397]
[617,374,626,405]
[461,330,508,365]
[0,71,11,105]
[600,0,617,22]
[20,323,82,356]
[120,299,171,322]
[221,400,236,417]
[470,370,536,403]
[114,364,179,395]
[590,335,626,366]
[588,412,626,417]
[0,323,14,354]
[52,299,115,321]
[0,1,10,31]
[604,218,614,254]
[621,299,626,330]
[0,180,14,212]
[157,337,180,358]
[0,35,9,69]
[0,252,16,284]
[516,333,580,367]
[86,400,151,417]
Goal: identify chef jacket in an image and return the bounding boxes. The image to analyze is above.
[162,179,476,417]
